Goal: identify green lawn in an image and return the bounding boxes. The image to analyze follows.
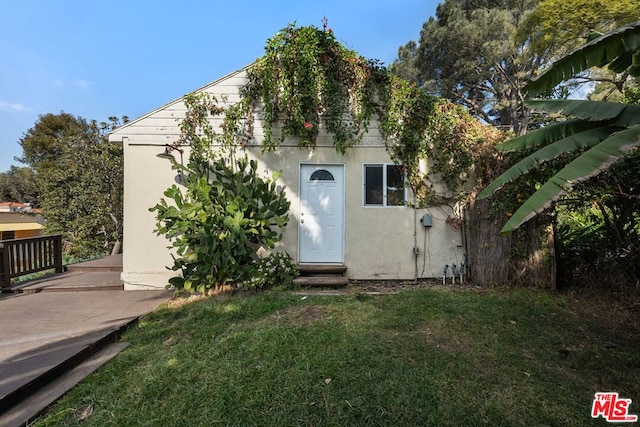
[35,288,640,426]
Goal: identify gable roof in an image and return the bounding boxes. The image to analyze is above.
[109,64,253,143]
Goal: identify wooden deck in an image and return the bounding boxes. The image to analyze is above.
[10,255,123,293]
[66,254,123,273]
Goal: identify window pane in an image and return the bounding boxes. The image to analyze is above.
[386,165,405,206]
[310,170,335,181]
[365,165,383,205]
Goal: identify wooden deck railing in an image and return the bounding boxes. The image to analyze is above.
[0,235,63,290]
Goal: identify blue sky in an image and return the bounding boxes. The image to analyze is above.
[0,0,439,172]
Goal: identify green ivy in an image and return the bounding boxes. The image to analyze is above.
[221,23,497,205]
[238,24,383,153]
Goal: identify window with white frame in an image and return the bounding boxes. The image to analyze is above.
[363,164,406,207]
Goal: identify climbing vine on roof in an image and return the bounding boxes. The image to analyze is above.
[247,23,380,153]
[214,22,504,205]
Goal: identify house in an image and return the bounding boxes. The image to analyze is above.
[109,66,466,290]
[0,202,44,240]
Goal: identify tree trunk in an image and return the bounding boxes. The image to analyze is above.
[466,196,555,288]
[111,240,122,256]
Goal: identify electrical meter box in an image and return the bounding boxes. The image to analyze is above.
[421,214,433,227]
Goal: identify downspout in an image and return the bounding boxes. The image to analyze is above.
[413,189,418,285]
[462,204,470,283]
[414,159,428,285]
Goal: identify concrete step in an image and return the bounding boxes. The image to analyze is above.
[293,276,349,288]
[295,264,348,288]
[297,264,347,276]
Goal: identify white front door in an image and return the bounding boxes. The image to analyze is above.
[299,164,345,263]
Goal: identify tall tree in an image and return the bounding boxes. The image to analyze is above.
[520,0,640,60]
[18,113,89,168]
[0,166,40,205]
[391,0,640,134]
[391,0,539,136]
[18,113,126,258]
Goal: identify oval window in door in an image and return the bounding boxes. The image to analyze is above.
[310,169,335,181]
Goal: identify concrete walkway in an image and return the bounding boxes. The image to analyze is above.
[0,255,172,426]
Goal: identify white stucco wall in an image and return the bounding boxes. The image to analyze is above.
[111,67,466,289]
[248,146,465,281]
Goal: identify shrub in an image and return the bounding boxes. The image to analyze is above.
[244,251,299,290]
[151,154,290,294]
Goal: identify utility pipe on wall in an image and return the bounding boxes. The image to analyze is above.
[413,190,418,285]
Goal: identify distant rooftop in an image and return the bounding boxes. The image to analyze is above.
[0,202,41,214]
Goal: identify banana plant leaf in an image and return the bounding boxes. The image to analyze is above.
[525,21,640,97]
[497,118,612,152]
[525,100,640,125]
[478,125,624,199]
[498,125,640,234]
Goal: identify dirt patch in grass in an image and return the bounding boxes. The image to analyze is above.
[384,328,462,356]
[166,294,211,309]
[410,323,472,353]
[348,279,454,294]
[562,290,640,336]
[165,285,240,309]
[260,304,328,326]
